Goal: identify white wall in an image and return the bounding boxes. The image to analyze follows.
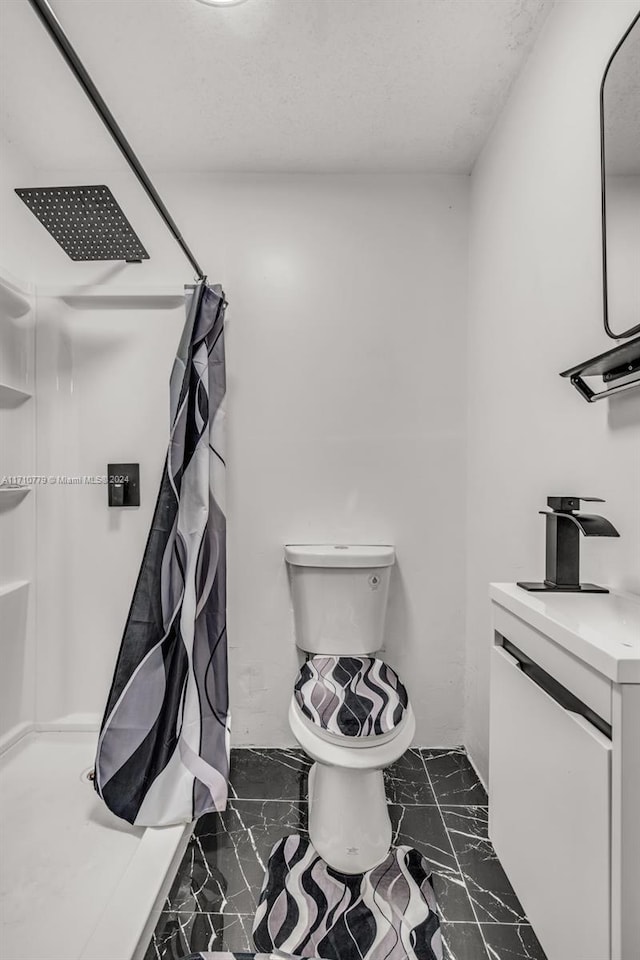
[465,0,640,783]
[0,138,37,280]
[29,173,469,746]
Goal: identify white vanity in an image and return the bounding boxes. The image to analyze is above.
[489,583,640,960]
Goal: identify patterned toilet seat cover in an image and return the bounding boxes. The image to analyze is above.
[294,655,408,738]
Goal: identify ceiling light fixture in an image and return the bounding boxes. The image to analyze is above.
[194,0,249,7]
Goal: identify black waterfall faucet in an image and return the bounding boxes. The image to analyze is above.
[518,497,620,594]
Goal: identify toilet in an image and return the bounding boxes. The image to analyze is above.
[285,544,415,874]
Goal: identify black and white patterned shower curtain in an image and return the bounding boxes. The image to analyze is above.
[94,283,229,826]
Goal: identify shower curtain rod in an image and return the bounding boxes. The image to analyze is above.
[28,0,207,282]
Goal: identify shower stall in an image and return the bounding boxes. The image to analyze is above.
[0,2,219,957]
[0,271,195,960]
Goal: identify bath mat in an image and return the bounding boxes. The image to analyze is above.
[179,954,319,959]
[294,656,408,737]
[252,835,443,960]
[178,954,321,959]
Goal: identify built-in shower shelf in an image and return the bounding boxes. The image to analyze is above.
[0,271,31,319]
[560,336,640,402]
[0,579,30,600]
[38,284,184,310]
[0,382,32,405]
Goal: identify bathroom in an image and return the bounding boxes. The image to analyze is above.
[0,0,638,959]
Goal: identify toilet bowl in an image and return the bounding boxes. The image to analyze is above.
[284,544,413,874]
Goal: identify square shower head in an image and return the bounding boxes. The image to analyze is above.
[15,185,149,262]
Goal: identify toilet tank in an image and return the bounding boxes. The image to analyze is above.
[284,544,395,656]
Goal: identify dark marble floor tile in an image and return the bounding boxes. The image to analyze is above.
[482,924,547,960]
[228,748,311,800]
[441,922,490,960]
[442,807,527,924]
[422,749,488,805]
[389,803,475,923]
[150,747,540,960]
[384,748,437,804]
[143,911,253,959]
[167,800,307,915]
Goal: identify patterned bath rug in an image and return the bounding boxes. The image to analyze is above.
[252,835,443,960]
[179,954,319,959]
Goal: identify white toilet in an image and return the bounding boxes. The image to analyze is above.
[285,544,415,875]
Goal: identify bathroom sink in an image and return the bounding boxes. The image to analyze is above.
[490,583,640,682]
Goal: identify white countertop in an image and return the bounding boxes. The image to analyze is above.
[490,583,640,683]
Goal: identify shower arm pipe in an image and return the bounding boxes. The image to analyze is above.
[27,0,207,283]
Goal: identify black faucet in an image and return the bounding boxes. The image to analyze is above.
[518,497,620,594]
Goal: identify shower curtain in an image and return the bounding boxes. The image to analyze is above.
[94,283,229,826]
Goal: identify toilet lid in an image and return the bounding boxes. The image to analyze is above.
[294,656,408,738]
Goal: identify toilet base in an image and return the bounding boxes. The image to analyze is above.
[308,761,392,873]
[289,696,415,874]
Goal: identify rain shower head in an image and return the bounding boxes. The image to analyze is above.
[15,185,149,262]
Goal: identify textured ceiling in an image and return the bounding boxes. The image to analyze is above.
[0,0,553,174]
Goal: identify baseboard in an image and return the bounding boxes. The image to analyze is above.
[464,745,489,796]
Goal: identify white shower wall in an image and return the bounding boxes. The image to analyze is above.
[34,290,186,727]
[0,273,35,749]
[19,173,470,746]
[0,139,37,748]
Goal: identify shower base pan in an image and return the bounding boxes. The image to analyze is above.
[0,730,192,960]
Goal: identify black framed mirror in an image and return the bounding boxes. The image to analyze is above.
[600,13,640,340]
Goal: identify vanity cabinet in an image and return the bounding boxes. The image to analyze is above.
[489,584,640,960]
[491,644,611,959]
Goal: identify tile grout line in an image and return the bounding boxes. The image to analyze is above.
[418,750,493,960]
[227,795,490,807]
[158,909,530,925]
